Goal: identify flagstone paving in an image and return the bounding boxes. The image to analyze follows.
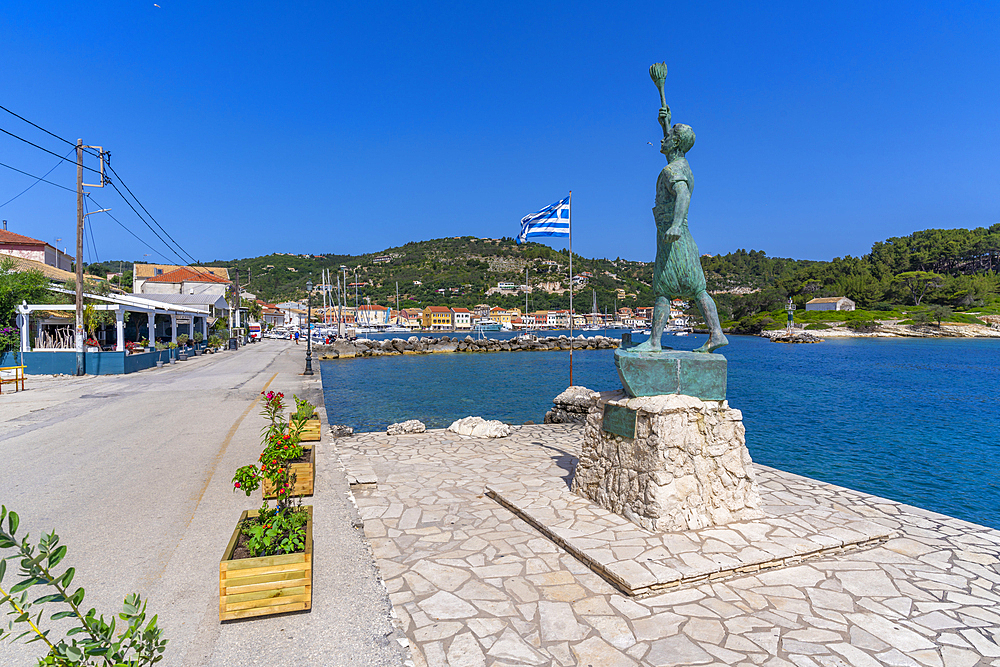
[339,425,1000,666]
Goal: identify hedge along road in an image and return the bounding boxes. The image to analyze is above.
[0,340,407,667]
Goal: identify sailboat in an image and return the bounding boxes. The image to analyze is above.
[579,289,602,331]
[385,281,410,333]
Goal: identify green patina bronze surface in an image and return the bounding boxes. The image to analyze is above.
[615,348,727,401]
[601,404,637,439]
[631,62,728,357]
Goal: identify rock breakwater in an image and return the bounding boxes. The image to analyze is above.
[314,334,620,359]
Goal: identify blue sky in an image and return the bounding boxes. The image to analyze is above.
[1,1,997,265]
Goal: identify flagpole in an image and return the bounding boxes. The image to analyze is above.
[568,191,573,387]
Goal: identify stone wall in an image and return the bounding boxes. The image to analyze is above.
[571,390,763,532]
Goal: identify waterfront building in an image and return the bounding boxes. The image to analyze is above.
[451,307,472,330]
[423,306,453,330]
[0,228,73,271]
[473,304,492,319]
[547,310,570,328]
[261,303,284,329]
[396,309,422,330]
[520,313,536,327]
[490,307,515,327]
[636,306,653,321]
[357,304,391,325]
[806,296,856,311]
[283,307,308,329]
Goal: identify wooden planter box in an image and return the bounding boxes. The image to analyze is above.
[263,445,314,498]
[290,415,321,441]
[219,506,313,621]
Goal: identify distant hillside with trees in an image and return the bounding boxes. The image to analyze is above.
[73,225,1000,329]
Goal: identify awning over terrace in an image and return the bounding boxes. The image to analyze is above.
[16,288,213,353]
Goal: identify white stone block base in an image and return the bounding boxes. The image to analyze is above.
[571,390,763,532]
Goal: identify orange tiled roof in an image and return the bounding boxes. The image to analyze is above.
[0,230,48,246]
[144,267,230,284]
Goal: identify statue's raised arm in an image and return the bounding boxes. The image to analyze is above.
[649,62,671,137]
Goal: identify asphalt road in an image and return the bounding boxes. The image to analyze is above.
[0,341,407,666]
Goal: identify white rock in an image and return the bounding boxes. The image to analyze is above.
[386,419,426,435]
[552,385,600,409]
[448,416,512,438]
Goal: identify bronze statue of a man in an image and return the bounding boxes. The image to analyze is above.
[634,66,728,354]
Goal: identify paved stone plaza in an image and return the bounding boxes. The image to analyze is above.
[340,425,1000,667]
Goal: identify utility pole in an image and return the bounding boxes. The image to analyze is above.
[232,268,240,347]
[73,140,106,375]
[75,140,84,376]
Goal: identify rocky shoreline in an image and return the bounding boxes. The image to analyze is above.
[313,334,620,359]
[759,322,1000,341]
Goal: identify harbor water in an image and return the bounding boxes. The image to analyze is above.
[320,332,1000,530]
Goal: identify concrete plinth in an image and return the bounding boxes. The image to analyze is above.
[615,348,726,400]
[571,390,763,532]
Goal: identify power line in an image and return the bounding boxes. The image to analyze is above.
[105,161,199,265]
[0,162,76,196]
[0,106,213,277]
[105,178,191,266]
[0,158,77,197]
[0,104,100,157]
[83,195,100,265]
[0,126,102,175]
[86,194,172,264]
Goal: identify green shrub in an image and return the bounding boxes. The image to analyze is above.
[292,395,317,424]
[846,319,879,332]
[805,322,831,330]
[0,506,168,665]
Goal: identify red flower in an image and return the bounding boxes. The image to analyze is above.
[234,482,241,488]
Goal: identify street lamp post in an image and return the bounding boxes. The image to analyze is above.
[304,280,314,376]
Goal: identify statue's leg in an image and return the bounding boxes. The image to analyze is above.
[631,296,670,351]
[692,290,729,353]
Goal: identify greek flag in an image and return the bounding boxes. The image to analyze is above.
[516,195,570,244]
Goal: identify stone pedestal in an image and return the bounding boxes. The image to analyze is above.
[615,348,727,400]
[571,390,763,532]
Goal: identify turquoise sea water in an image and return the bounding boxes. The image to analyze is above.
[320,333,1000,530]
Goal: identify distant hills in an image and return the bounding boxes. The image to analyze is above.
[83,225,1000,323]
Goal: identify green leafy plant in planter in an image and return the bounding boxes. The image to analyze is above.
[207,335,222,350]
[0,506,168,665]
[231,391,308,557]
[176,334,189,346]
[290,395,317,426]
[154,342,166,352]
[193,332,203,343]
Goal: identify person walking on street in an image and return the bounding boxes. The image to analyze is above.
[294,330,300,344]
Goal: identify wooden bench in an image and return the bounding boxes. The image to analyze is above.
[0,365,26,394]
